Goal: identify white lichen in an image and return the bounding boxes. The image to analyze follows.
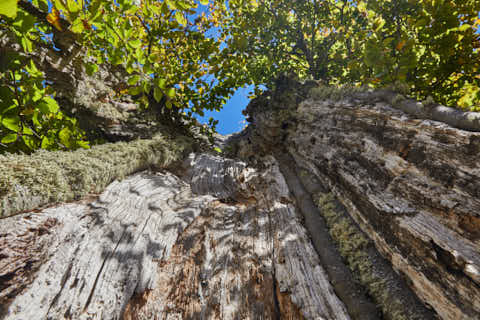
[315,192,409,320]
[0,134,192,217]
[309,85,364,101]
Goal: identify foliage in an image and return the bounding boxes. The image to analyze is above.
[223,0,480,110]
[0,0,236,153]
[1,2,90,153]
[1,0,479,154]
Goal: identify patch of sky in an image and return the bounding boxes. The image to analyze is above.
[188,0,251,135]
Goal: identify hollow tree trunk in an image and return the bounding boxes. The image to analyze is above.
[1,80,480,319]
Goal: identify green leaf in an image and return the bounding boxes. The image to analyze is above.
[66,0,81,14]
[175,11,186,26]
[1,115,20,132]
[142,81,151,94]
[0,0,18,18]
[38,96,59,114]
[155,78,167,89]
[200,0,209,5]
[23,126,34,135]
[213,147,222,153]
[135,47,146,64]
[41,136,53,149]
[71,18,85,34]
[13,10,36,33]
[129,39,142,48]
[85,63,99,76]
[58,127,72,148]
[128,86,143,95]
[76,140,90,149]
[20,36,33,53]
[128,75,141,85]
[161,2,169,14]
[166,87,176,98]
[32,111,40,126]
[1,133,17,144]
[32,0,49,11]
[25,59,42,77]
[0,86,15,107]
[458,24,471,32]
[165,0,177,10]
[22,135,35,149]
[153,87,163,102]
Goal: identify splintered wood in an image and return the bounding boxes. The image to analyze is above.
[1,154,348,319]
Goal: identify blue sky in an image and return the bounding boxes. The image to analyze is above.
[190,2,250,135]
[44,0,249,135]
[197,85,251,134]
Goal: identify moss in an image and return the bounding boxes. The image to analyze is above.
[386,81,410,96]
[423,96,436,108]
[0,134,193,218]
[309,85,364,101]
[314,193,409,320]
[392,94,406,106]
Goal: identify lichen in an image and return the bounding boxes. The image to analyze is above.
[0,134,193,218]
[386,81,410,95]
[309,85,364,101]
[423,96,436,108]
[392,94,406,106]
[315,193,408,320]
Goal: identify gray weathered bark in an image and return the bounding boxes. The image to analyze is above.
[1,80,479,319]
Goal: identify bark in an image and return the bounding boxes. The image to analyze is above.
[1,79,480,319]
[0,20,177,143]
[232,79,480,319]
[1,154,351,319]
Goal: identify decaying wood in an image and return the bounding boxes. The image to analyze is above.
[1,81,479,319]
[235,80,480,319]
[1,154,352,319]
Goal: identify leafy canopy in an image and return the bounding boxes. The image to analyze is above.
[1,0,479,154]
[1,0,238,153]
[223,0,480,108]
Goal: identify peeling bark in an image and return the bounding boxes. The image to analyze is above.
[1,154,351,319]
[1,81,479,319]
[234,80,480,319]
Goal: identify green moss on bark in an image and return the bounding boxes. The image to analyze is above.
[0,134,192,218]
[309,85,364,101]
[315,193,408,320]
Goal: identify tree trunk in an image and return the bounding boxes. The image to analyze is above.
[2,80,480,319]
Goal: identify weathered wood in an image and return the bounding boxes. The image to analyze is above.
[2,81,480,319]
[235,81,480,319]
[1,154,351,319]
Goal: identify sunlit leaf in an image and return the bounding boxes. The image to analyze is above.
[1,133,17,144]
[58,127,72,148]
[128,75,141,85]
[175,11,186,26]
[166,87,175,98]
[47,7,63,31]
[1,116,20,132]
[85,63,99,76]
[154,87,163,102]
[0,0,18,18]
[38,96,59,114]
[13,10,36,32]
[458,24,471,32]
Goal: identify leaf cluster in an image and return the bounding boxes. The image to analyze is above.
[0,2,89,152]
[223,0,480,110]
[0,0,239,153]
